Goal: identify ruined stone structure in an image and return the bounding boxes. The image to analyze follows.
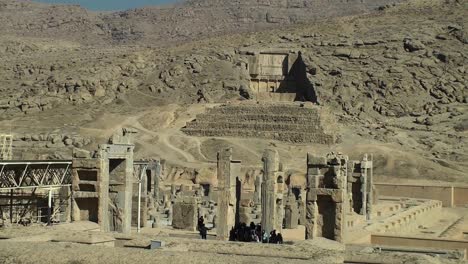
[131,160,161,228]
[238,49,316,102]
[172,196,199,231]
[182,102,338,144]
[347,154,374,220]
[261,149,284,239]
[284,194,299,229]
[0,134,12,160]
[304,152,374,242]
[216,148,242,240]
[72,128,135,234]
[253,175,262,206]
[72,158,102,225]
[305,152,347,242]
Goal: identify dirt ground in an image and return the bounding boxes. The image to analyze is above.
[0,222,463,264]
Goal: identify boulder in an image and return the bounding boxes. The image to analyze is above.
[403,38,425,52]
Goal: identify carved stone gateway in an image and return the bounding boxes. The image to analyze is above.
[303,152,375,242]
[305,153,346,242]
[72,128,135,234]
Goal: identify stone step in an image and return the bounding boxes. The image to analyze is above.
[193,114,321,123]
[205,105,322,116]
[183,122,325,132]
[182,128,335,144]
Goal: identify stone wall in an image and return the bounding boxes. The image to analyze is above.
[172,196,198,231]
[182,102,338,144]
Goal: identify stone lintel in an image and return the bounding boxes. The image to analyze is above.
[307,154,327,166]
[72,158,100,169]
[308,188,344,203]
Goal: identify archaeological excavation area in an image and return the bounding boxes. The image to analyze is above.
[1,53,467,263]
[0,0,467,260]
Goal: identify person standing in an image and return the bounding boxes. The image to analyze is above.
[199,223,207,239]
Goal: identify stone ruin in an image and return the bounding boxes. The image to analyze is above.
[182,48,337,144]
[72,128,135,234]
[182,102,338,144]
[216,148,242,240]
[238,48,316,102]
[0,126,374,244]
[305,152,374,242]
[172,196,199,231]
[261,149,285,238]
[162,147,374,243]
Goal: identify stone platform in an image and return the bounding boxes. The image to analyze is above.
[182,102,338,144]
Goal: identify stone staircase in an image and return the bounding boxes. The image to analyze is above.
[182,102,338,144]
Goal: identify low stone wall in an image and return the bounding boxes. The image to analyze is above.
[375,183,468,207]
[371,234,468,259]
[182,102,338,144]
[366,199,443,234]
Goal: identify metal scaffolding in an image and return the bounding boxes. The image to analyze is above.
[0,160,72,190]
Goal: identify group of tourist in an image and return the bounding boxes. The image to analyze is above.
[197,217,283,244]
[229,222,283,244]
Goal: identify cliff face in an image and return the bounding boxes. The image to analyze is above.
[0,0,406,44]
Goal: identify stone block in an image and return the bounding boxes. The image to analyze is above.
[307,154,327,166]
[172,197,198,231]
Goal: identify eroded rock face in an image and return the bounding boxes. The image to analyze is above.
[0,0,407,45]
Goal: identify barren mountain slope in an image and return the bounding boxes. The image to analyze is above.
[0,0,466,186]
[0,0,407,44]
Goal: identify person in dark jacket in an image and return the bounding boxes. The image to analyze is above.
[199,223,207,239]
[198,216,204,231]
[276,233,283,244]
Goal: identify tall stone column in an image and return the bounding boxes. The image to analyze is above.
[170,184,177,201]
[305,154,321,239]
[153,160,161,202]
[362,154,373,220]
[253,175,262,206]
[216,148,238,241]
[261,149,280,240]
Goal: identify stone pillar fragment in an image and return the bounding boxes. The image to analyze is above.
[172,196,198,231]
[254,175,262,206]
[284,196,299,229]
[153,160,161,202]
[261,149,282,239]
[216,148,240,241]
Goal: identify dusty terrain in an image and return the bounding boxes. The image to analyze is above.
[0,222,463,264]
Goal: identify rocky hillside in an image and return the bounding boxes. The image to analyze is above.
[0,0,406,45]
[0,0,466,182]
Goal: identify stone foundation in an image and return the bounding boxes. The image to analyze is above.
[182,102,338,144]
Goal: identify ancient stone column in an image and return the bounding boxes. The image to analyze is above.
[253,175,262,206]
[261,149,280,240]
[170,184,177,201]
[154,160,161,202]
[216,148,238,241]
[284,195,299,229]
[362,154,374,220]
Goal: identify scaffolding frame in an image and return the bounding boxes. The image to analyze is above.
[0,160,72,190]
